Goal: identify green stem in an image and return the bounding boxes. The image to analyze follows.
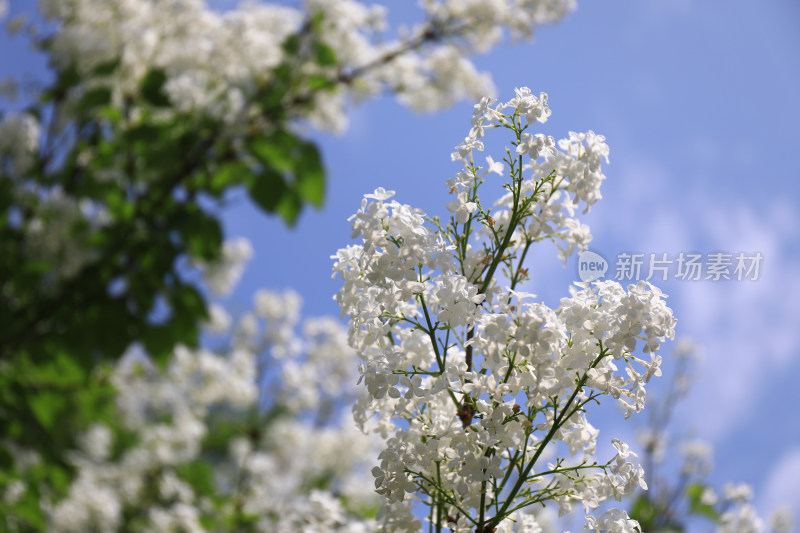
[479,120,525,296]
[419,293,461,410]
[486,348,607,528]
[435,461,443,533]
[410,470,479,526]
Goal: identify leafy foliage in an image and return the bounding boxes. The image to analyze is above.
[0,18,338,530]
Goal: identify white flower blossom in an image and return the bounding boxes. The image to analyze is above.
[45,289,380,532]
[333,89,674,530]
[196,237,253,296]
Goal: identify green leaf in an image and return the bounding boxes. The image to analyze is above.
[168,283,207,335]
[141,324,178,366]
[143,283,207,366]
[687,483,720,521]
[103,187,134,220]
[91,58,121,77]
[47,462,71,493]
[208,161,248,197]
[282,33,302,56]
[275,190,302,226]
[28,392,59,429]
[313,42,337,67]
[629,495,657,529]
[295,141,325,208]
[306,74,333,92]
[247,132,325,219]
[259,65,292,117]
[178,208,223,261]
[98,106,123,123]
[176,461,216,496]
[9,491,45,529]
[77,87,112,112]
[249,165,289,213]
[125,123,164,144]
[39,352,85,384]
[41,63,80,102]
[249,131,297,173]
[57,64,81,90]
[140,69,170,107]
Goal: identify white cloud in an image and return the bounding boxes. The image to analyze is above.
[594,154,800,440]
[759,448,800,522]
[671,200,800,438]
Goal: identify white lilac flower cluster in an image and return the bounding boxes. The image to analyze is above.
[32,0,575,131]
[195,237,254,296]
[695,480,791,533]
[44,343,254,532]
[38,281,381,532]
[21,186,111,283]
[332,89,677,532]
[0,112,39,175]
[680,442,792,533]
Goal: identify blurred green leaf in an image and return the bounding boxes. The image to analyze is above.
[41,63,80,102]
[176,461,216,497]
[282,33,302,56]
[29,392,59,429]
[77,87,112,112]
[247,131,325,221]
[249,164,288,212]
[91,58,121,77]
[629,495,658,530]
[178,207,223,262]
[307,74,333,92]
[140,69,170,107]
[687,483,720,521]
[313,42,337,67]
[208,161,247,197]
[249,132,296,173]
[295,141,325,208]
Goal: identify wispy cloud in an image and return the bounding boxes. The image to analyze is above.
[759,447,800,522]
[591,154,800,441]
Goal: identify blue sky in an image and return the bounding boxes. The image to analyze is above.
[224,0,800,521]
[3,0,799,525]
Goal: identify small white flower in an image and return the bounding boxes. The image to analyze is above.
[446,190,478,223]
